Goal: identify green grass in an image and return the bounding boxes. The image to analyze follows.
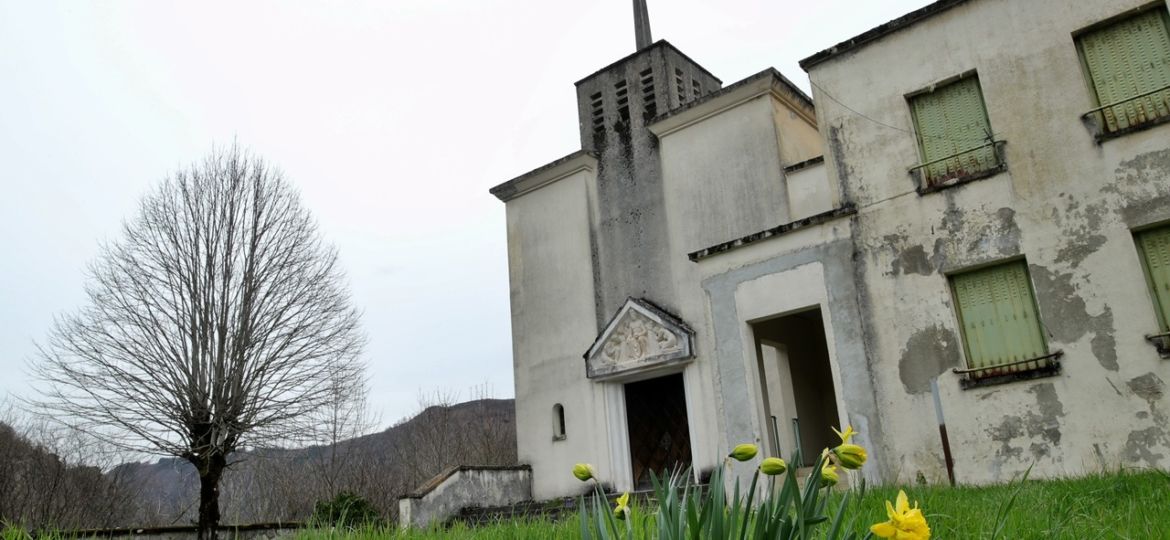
[3,470,1166,539]
[837,469,1170,539]
[294,469,1170,539]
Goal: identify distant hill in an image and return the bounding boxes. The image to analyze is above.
[0,421,138,529]
[113,398,516,525]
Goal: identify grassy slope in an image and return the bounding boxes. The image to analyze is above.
[842,470,1170,539]
[295,470,1170,539]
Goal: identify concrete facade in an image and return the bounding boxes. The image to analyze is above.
[801,0,1170,485]
[491,0,1170,500]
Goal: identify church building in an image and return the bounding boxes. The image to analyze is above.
[490,0,1170,501]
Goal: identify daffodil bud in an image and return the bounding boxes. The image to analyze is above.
[759,457,787,476]
[613,492,631,521]
[832,444,868,470]
[572,463,596,482]
[728,443,758,462]
[820,464,839,488]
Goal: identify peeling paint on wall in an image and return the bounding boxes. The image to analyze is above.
[986,383,1065,463]
[1027,265,1118,371]
[965,208,1020,257]
[890,244,934,276]
[1128,373,1165,406]
[1111,149,1170,228]
[1122,372,1170,467]
[1123,427,1167,466]
[898,324,960,394]
[988,415,1025,459]
[827,125,854,203]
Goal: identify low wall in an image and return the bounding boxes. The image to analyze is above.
[398,465,532,528]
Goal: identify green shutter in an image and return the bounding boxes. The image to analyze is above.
[911,76,998,185]
[952,261,1047,375]
[1137,226,1170,331]
[1079,9,1170,132]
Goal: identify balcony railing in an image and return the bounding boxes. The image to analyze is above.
[909,140,1006,191]
[953,350,1064,389]
[1082,83,1170,139]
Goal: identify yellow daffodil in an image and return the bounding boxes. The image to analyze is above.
[833,425,857,444]
[759,457,787,476]
[870,490,931,540]
[728,443,758,462]
[820,464,839,487]
[832,443,868,470]
[613,492,631,521]
[572,463,596,482]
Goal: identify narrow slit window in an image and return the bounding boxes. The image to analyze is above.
[615,80,630,122]
[552,403,566,441]
[590,92,605,133]
[640,68,657,118]
[675,68,686,104]
[691,79,702,99]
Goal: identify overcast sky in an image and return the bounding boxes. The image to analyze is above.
[0,0,931,431]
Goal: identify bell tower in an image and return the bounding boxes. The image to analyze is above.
[573,1,722,322]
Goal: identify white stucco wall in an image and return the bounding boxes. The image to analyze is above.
[504,168,613,500]
[805,0,1170,484]
[785,162,833,221]
[658,95,791,252]
[654,79,829,481]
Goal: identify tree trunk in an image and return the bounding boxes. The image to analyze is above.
[196,454,227,540]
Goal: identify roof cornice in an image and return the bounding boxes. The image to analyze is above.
[648,68,816,138]
[489,150,598,202]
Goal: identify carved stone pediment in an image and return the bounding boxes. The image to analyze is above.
[584,298,694,380]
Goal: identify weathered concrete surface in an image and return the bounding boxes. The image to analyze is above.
[499,163,609,500]
[398,466,532,529]
[576,41,722,325]
[805,0,1170,484]
[492,39,826,498]
[492,0,1170,502]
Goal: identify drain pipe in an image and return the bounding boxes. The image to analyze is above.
[931,378,956,486]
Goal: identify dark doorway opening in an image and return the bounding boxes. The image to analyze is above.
[625,373,692,490]
[753,307,840,466]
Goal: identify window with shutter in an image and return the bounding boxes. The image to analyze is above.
[1077,7,1170,134]
[909,75,1001,187]
[951,261,1052,383]
[1136,226,1170,332]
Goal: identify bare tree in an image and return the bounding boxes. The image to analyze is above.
[305,369,379,498]
[30,146,366,539]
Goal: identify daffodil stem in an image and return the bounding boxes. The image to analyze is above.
[738,470,760,540]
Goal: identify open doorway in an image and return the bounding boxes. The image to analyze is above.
[625,373,692,490]
[752,307,840,466]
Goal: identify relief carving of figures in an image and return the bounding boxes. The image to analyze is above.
[600,310,682,365]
